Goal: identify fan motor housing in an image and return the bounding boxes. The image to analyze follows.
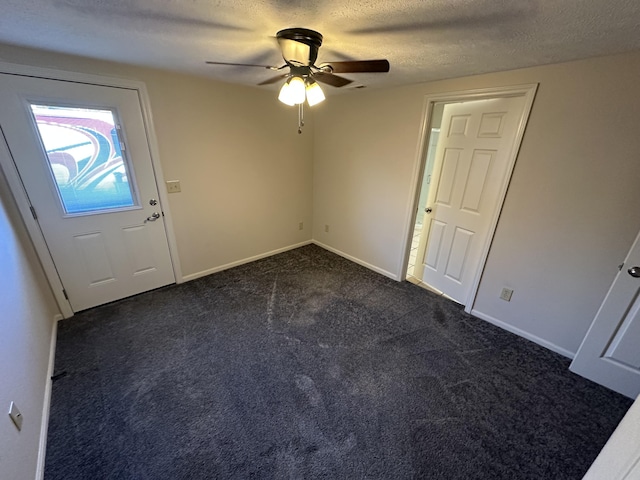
[277,28,323,66]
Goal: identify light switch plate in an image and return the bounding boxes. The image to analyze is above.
[9,401,22,431]
[166,180,181,193]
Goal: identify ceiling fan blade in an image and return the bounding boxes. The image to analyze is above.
[314,72,353,88]
[257,74,288,86]
[206,61,278,69]
[321,60,390,74]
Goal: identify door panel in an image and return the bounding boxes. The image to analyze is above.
[413,96,526,303]
[478,112,506,137]
[435,149,461,206]
[75,232,116,285]
[604,304,640,368]
[445,227,473,282]
[449,114,470,136]
[571,230,640,398]
[123,224,158,275]
[424,219,446,269]
[461,150,493,212]
[0,74,175,311]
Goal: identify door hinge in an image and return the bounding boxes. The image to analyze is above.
[29,205,37,220]
[120,142,126,151]
[62,289,69,300]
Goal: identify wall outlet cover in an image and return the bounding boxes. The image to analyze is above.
[500,288,514,302]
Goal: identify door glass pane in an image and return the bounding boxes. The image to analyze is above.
[30,104,136,214]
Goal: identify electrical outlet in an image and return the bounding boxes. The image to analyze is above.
[324,224,330,233]
[8,402,22,431]
[500,288,514,302]
[298,222,304,231]
[166,180,181,193]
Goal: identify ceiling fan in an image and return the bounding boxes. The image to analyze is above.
[206,28,390,132]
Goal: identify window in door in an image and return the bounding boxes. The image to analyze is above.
[29,104,137,215]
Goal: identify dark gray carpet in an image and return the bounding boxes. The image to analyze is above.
[45,244,632,479]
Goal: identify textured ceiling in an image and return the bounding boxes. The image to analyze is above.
[2,0,640,94]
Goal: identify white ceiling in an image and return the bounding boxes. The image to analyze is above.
[2,0,640,94]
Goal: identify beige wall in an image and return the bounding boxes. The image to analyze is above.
[0,163,59,480]
[313,51,640,355]
[146,75,314,277]
[0,44,314,279]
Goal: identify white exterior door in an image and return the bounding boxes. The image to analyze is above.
[414,96,526,303]
[570,231,640,399]
[0,74,175,312]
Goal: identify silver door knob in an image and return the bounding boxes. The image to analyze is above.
[146,212,161,222]
[425,207,433,214]
[628,266,640,278]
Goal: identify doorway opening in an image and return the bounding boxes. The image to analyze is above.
[404,85,538,312]
[407,103,443,279]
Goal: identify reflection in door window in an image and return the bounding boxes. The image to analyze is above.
[30,104,136,214]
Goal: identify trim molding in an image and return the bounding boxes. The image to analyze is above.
[181,240,313,282]
[470,309,575,359]
[312,241,399,281]
[36,314,61,480]
[0,132,74,318]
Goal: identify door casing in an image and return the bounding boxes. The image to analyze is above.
[0,62,183,318]
[401,84,538,313]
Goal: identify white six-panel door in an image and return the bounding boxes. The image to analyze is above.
[415,96,526,303]
[0,74,175,312]
[570,230,640,399]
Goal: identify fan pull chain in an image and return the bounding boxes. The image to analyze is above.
[298,103,305,134]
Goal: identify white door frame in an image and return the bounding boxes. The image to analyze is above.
[401,84,538,313]
[0,62,183,318]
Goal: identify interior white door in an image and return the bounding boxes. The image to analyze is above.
[570,231,640,399]
[0,74,175,312]
[414,96,526,303]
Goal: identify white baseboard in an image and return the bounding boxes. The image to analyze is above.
[312,241,399,281]
[470,309,575,359]
[36,314,61,480]
[181,240,313,282]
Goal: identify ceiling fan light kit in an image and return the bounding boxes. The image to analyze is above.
[206,27,390,133]
[305,79,325,107]
[278,76,308,106]
[277,76,326,107]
